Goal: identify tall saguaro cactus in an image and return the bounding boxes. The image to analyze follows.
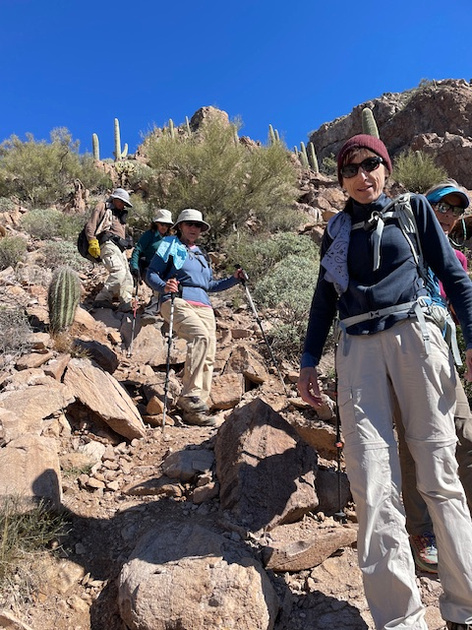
[362,107,380,139]
[92,133,100,160]
[48,267,81,334]
[113,118,129,161]
[307,142,319,172]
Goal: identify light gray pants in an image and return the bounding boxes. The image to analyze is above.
[95,240,133,304]
[337,319,472,629]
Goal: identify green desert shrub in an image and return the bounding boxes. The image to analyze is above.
[20,208,83,241]
[0,128,112,207]
[251,252,320,360]
[392,149,448,194]
[142,117,300,243]
[223,231,318,286]
[0,236,27,270]
[40,240,84,271]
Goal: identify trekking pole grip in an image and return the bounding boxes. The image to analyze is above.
[234,264,249,285]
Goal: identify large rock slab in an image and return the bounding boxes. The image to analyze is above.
[63,358,146,440]
[118,523,279,630]
[0,379,75,441]
[0,435,62,509]
[215,398,318,532]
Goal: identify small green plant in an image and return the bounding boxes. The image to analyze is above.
[47,266,81,334]
[320,153,338,178]
[0,496,67,605]
[0,306,32,365]
[0,236,27,270]
[392,149,448,193]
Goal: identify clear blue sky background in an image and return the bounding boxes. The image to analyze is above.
[1,0,470,159]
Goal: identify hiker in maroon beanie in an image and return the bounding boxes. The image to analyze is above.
[298,134,472,630]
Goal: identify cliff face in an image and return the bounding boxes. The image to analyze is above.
[309,79,472,188]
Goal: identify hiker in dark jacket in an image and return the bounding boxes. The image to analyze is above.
[86,188,134,311]
[129,209,173,324]
[298,135,472,630]
[398,179,472,575]
[146,208,245,426]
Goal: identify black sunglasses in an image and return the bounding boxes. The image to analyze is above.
[434,201,464,218]
[340,156,384,179]
[183,221,203,228]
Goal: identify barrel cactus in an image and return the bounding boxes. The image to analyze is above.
[48,266,81,334]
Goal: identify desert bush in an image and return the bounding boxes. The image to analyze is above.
[0,497,67,605]
[20,208,83,241]
[0,305,32,365]
[40,240,84,270]
[0,197,17,213]
[223,231,318,286]
[251,252,319,361]
[392,150,448,194]
[142,117,300,243]
[0,236,27,270]
[0,128,111,207]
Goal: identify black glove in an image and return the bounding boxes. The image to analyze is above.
[130,266,141,280]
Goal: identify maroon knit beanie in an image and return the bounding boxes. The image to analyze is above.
[337,134,392,185]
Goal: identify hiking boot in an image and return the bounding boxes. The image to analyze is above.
[118,301,133,313]
[182,410,217,427]
[446,623,472,629]
[92,299,113,309]
[140,313,159,326]
[410,531,438,573]
[177,396,209,414]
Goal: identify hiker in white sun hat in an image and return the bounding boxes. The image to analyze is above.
[85,188,134,311]
[129,209,174,323]
[146,208,246,426]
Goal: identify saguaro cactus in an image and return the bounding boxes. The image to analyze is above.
[299,142,309,168]
[48,267,81,334]
[307,142,319,172]
[113,117,128,161]
[362,107,380,139]
[92,133,100,160]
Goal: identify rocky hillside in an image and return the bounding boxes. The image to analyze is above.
[0,81,470,629]
[310,78,472,188]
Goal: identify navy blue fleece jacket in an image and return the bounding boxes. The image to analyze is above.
[301,193,472,368]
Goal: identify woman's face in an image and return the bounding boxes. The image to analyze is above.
[155,222,169,236]
[179,221,203,245]
[341,149,388,204]
[431,192,465,235]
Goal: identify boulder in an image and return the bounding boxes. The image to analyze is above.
[215,398,318,531]
[118,523,279,630]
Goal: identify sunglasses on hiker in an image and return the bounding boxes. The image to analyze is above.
[183,221,204,228]
[434,201,465,217]
[340,156,384,179]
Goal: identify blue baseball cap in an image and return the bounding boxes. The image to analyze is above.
[426,185,469,209]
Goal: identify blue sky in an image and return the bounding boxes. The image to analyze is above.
[1,0,470,159]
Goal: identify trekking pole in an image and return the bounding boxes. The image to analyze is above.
[127,277,140,358]
[235,265,287,395]
[333,344,347,524]
[162,281,177,433]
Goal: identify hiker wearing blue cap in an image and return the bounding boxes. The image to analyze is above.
[298,135,472,630]
[398,179,472,576]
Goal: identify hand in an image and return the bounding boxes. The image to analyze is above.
[165,277,179,294]
[130,267,140,279]
[464,348,472,382]
[88,238,101,258]
[233,267,248,282]
[298,366,324,408]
